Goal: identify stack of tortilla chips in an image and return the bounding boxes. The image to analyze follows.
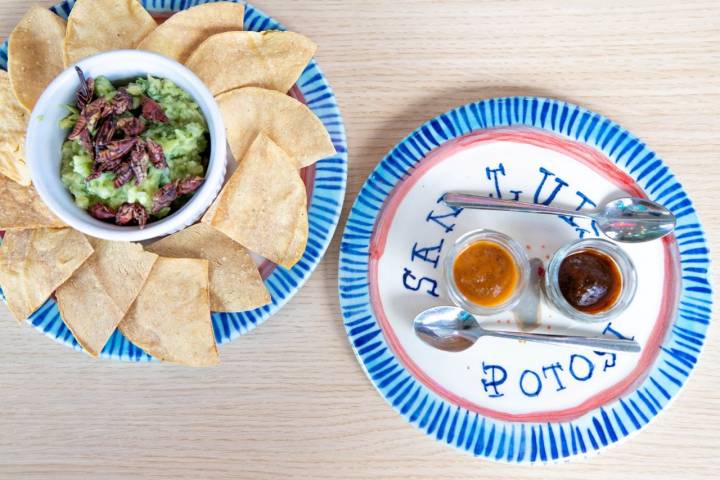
[0,0,335,366]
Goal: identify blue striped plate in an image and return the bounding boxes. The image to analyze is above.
[338,97,711,462]
[1,0,347,361]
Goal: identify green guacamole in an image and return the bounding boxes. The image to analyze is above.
[60,76,208,218]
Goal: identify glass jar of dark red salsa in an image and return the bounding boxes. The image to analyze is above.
[544,238,637,322]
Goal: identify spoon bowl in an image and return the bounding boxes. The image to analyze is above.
[598,197,676,242]
[414,306,479,352]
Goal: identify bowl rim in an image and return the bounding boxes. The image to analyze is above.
[25,49,227,242]
[443,228,531,315]
[544,237,638,323]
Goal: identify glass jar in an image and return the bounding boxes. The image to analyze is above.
[544,238,637,323]
[444,229,530,316]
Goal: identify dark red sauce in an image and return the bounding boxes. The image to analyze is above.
[558,248,622,314]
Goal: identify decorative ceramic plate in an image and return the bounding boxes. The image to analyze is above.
[0,0,347,361]
[338,97,711,462]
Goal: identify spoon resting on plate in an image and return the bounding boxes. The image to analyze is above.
[443,193,675,243]
[414,306,641,353]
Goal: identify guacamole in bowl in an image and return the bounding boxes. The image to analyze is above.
[60,69,208,228]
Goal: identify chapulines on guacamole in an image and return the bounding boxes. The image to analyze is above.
[60,67,208,228]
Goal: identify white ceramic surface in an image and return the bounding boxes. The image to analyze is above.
[25,49,227,241]
[372,138,673,414]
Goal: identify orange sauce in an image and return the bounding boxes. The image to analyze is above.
[452,240,519,307]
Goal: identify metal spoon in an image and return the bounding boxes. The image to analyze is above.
[414,306,641,353]
[443,192,675,242]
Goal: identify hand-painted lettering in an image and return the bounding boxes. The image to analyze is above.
[481,362,507,398]
[594,351,617,372]
[519,369,542,397]
[542,362,567,391]
[485,163,506,198]
[569,354,594,381]
[533,167,569,205]
[425,200,463,233]
[401,268,439,297]
[574,190,596,211]
[410,239,444,268]
[603,322,634,340]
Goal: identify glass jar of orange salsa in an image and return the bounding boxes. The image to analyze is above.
[444,229,530,315]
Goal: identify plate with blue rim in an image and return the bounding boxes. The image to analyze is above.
[0,0,347,361]
[338,96,711,463]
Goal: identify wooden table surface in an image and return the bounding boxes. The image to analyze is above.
[1,0,718,478]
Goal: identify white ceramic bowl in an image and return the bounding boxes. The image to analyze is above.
[26,50,227,242]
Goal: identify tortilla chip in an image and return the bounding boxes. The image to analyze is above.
[216,87,335,168]
[137,2,244,63]
[0,71,30,186]
[146,223,269,312]
[280,205,308,269]
[118,257,218,366]
[202,134,307,267]
[186,31,315,96]
[8,6,66,111]
[56,239,158,357]
[0,71,28,136]
[0,143,29,187]
[0,174,65,230]
[0,228,93,322]
[64,0,157,66]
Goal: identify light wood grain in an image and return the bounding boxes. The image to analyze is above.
[0,0,718,478]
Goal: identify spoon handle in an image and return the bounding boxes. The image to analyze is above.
[480,330,641,353]
[443,192,590,219]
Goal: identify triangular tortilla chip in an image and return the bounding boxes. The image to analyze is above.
[202,134,307,267]
[216,87,335,168]
[118,257,218,366]
[8,6,66,111]
[56,238,158,357]
[279,204,308,269]
[186,31,316,96]
[64,0,156,66]
[0,228,93,322]
[0,71,30,185]
[146,223,269,312]
[0,142,30,187]
[0,174,64,230]
[137,2,244,63]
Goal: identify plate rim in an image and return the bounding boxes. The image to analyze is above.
[338,95,711,463]
[0,0,348,361]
